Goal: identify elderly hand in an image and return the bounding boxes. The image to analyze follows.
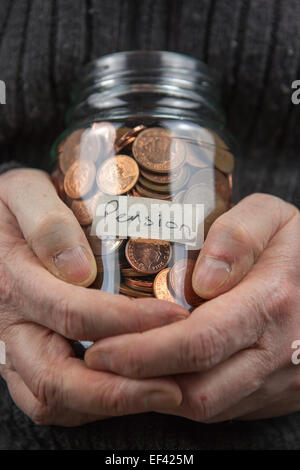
[86,193,300,422]
[0,168,188,426]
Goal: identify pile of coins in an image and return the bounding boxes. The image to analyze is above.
[52,121,234,309]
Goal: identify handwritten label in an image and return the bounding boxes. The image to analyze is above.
[90,195,204,249]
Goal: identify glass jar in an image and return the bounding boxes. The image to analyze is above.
[51,51,235,311]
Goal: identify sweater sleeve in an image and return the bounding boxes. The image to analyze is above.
[0,161,26,175]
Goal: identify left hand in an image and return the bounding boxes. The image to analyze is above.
[85,193,300,422]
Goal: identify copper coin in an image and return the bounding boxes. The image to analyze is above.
[125,277,153,293]
[71,193,99,226]
[135,183,172,200]
[169,258,204,307]
[58,129,85,174]
[203,194,229,236]
[140,166,184,184]
[131,188,142,197]
[116,126,131,141]
[189,168,231,201]
[115,125,146,153]
[119,283,153,298]
[153,268,176,303]
[64,159,96,199]
[97,155,139,195]
[138,175,171,194]
[132,127,185,173]
[125,238,172,275]
[212,132,234,174]
[121,267,151,277]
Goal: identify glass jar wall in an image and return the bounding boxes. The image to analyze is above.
[51,51,235,311]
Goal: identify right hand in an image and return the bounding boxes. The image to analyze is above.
[0,168,187,425]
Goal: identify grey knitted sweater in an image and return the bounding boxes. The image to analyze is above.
[0,0,300,450]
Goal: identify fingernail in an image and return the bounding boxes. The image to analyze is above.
[194,255,231,293]
[54,246,92,283]
[145,390,181,410]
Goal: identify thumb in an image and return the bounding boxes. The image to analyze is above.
[192,193,296,299]
[0,168,97,286]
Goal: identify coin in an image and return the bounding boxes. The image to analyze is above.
[97,155,139,195]
[139,165,190,194]
[71,193,100,226]
[153,268,176,302]
[169,258,204,307]
[135,183,172,200]
[88,235,124,256]
[121,267,151,277]
[172,189,185,203]
[125,277,154,293]
[132,127,185,173]
[115,125,146,153]
[94,256,104,273]
[64,159,96,199]
[183,183,215,207]
[51,169,66,201]
[170,123,215,166]
[119,283,153,298]
[140,166,184,184]
[138,175,171,194]
[58,129,85,174]
[213,132,234,174]
[203,194,229,236]
[189,168,231,201]
[125,238,172,275]
[187,127,216,163]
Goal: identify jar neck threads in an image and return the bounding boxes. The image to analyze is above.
[67,51,226,128]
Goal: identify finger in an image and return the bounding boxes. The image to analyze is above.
[7,322,182,416]
[3,368,108,426]
[192,193,297,298]
[0,168,97,286]
[5,248,188,339]
[208,367,296,422]
[171,347,275,423]
[85,276,267,376]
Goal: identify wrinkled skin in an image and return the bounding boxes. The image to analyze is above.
[0,169,188,426]
[86,194,300,422]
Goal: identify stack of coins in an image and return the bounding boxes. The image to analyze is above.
[52,121,234,309]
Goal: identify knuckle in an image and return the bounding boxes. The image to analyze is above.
[55,297,83,339]
[179,326,224,372]
[121,345,145,378]
[28,210,74,251]
[99,381,128,415]
[31,366,61,411]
